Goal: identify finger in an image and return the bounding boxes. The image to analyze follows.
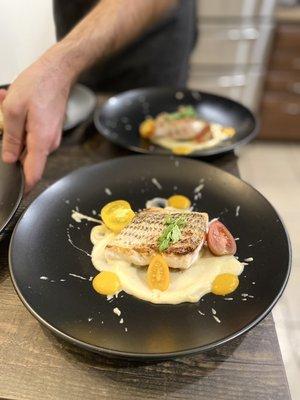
[22,147,48,193]
[1,97,27,163]
[19,147,27,164]
[23,122,54,192]
[50,132,62,152]
[23,100,65,190]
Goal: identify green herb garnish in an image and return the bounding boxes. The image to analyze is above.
[167,106,197,121]
[158,215,187,252]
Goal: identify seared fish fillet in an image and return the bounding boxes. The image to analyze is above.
[154,115,207,141]
[105,208,208,269]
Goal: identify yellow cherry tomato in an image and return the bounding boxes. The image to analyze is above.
[172,146,192,155]
[92,271,121,295]
[147,254,170,291]
[212,273,239,296]
[223,127,236,137]
[100,200,135,233]
[139,118,155,138]
[168,194,191,209]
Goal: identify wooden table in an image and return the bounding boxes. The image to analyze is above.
[0,122,291,400]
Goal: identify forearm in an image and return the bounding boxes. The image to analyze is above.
[0,0,177,189]
[44,0,178,82]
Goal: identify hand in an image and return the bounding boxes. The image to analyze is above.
[0,50,73,192]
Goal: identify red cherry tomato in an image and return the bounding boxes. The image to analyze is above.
[207,221,237,256]
[195,125,212,142]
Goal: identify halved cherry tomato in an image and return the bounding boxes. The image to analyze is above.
[92,271,121,295]
[172,146,192,155]
[195,124,212,142]
[100,200,135,233]
[139,118,155,138]
[147,254,170,291]
[207,220,237,256]
[168,194,191,209]
[223,127,236,137]
[212,273,239,296]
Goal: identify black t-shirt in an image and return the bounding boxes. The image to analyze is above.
[53,0,197,91]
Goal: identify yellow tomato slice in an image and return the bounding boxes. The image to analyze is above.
[139,118,155,138]
[172,146,192,155]
[211,273,239,296]
[147,254,170,291]
[100,200,135,233]
[92,271,121,295]
[223,127,236,137]
[168,194,191,209]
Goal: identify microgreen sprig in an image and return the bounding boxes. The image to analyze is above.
[158,215,187,252]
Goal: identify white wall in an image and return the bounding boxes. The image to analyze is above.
[0,0,56,84]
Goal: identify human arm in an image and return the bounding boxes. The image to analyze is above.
[1,0,178,191]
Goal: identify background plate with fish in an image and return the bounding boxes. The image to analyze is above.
[94,87,258,157]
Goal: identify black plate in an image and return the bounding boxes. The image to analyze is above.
[9,156,290,359]
[94,87,258,157]
[0,154,24,234]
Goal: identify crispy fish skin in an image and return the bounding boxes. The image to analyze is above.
[154,115,206,140]
[105,209,208,269]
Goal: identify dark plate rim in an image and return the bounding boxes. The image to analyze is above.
[0,161,24,234]
[9,155,291,359]
[0,84,24,234]
[93,87,260,158]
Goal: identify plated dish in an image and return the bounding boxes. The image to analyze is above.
[139,105,236,155]
[88,198,242,305]
[9,156,291,359]
[94,87,258,157]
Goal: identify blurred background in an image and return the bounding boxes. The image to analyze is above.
[0,0,299,398]
[1,0,300,139]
